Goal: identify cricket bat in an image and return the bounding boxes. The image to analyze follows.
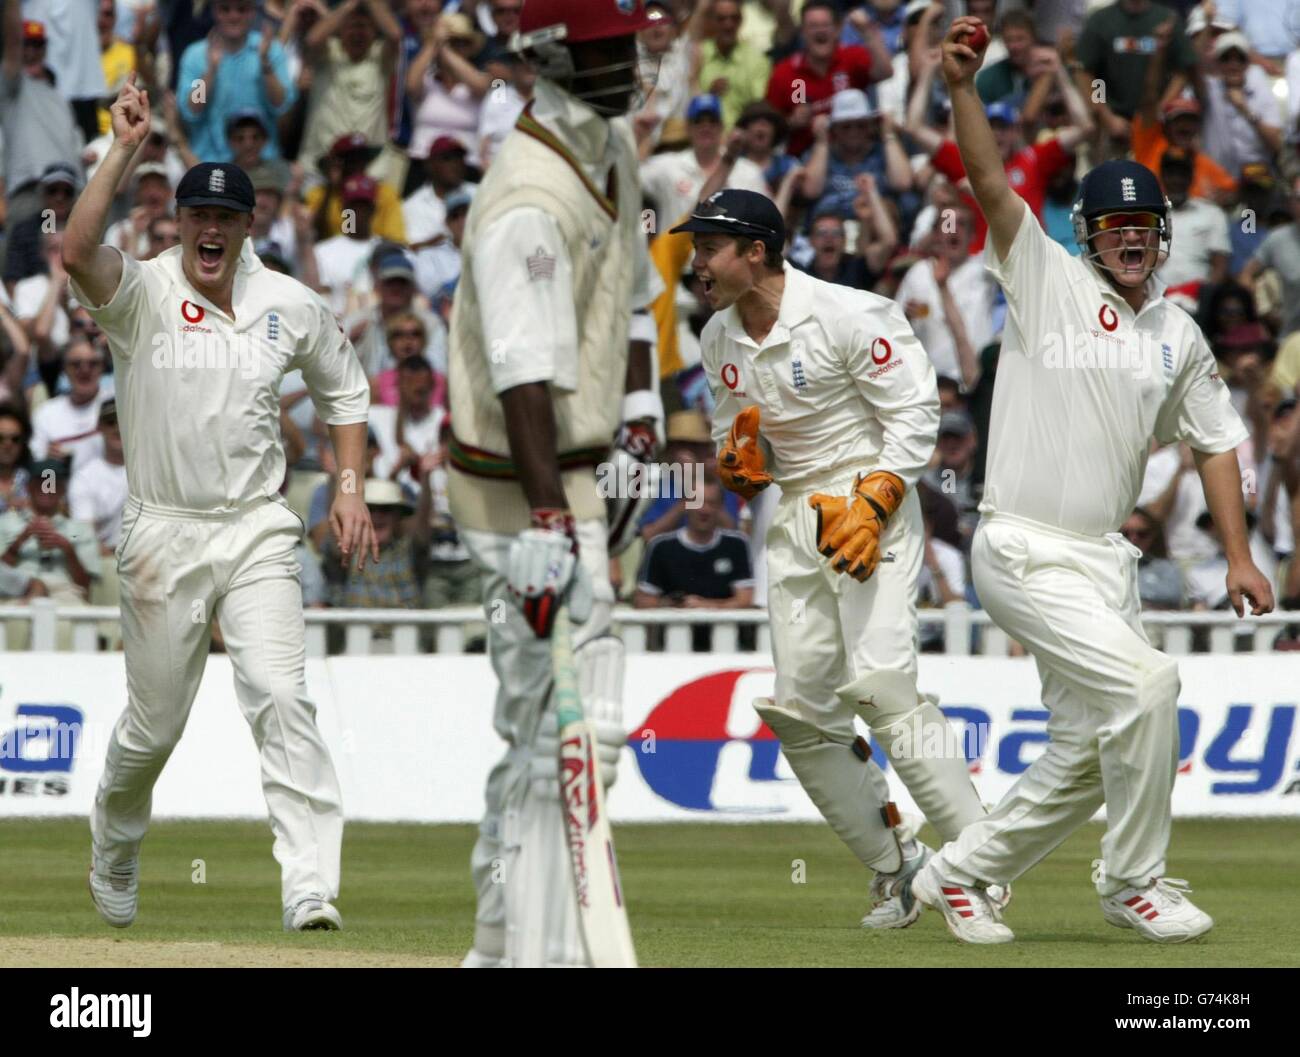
[552,608,638,968]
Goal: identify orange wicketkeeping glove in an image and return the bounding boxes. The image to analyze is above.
[718,405,773,499]
[808,471,905,582]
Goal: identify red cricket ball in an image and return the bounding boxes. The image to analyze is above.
[962,22,990,51]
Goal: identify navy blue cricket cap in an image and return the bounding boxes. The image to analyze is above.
[669,189,786,251]
[175,162,255,213]
[1075,159,1166,219]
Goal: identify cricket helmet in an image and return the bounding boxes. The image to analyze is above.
[511,0,665,114]
[1071,159,1172,275]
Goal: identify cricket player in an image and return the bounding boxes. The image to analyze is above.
[448,0,665,968]
[904,21,1274,945]
[673,188,995,928]
[64,75,375,933]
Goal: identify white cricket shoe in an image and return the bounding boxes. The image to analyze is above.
[284,897,343,932]
[1101,878,1212,943]
[461,948,505,968]
[861,840,932,930]
[909,862,1015,944]
[89,859,138,929]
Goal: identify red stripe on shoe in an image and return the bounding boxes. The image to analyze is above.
[1143,910,1159,920]
[1124,896,1144,907]
[948,899,971,908]
[1134,901,1152,914]
[957,910,974,918]
[942,886,965,895]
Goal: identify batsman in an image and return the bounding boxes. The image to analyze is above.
[448,0,665,968]
[675,189,996,929]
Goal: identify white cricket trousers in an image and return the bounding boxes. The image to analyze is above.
[765,468,986,847]
[767,469,926,728]
[459,520,614,965]
[91,496,343,911]
[931,512,1181,896]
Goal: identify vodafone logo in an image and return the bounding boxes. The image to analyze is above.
[870,337,892,365]
[721,363,740,390]
[1099,305,1118,332]
[181,300,205,324]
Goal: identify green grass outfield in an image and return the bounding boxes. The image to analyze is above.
[1,818,1297,967]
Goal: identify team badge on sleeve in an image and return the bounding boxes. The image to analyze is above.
[527,246,557,282]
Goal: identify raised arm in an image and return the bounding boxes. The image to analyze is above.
[63,76,152,308]
[942,18,1024,263]
[904,47,945,156]
[1138,18,1176,126]
[852,172,897,275]
[799,115,832,201]
[406,24,440,102]
[307,0,361,54]
[3,0,22,81]
[858,17,894,85]
[880,112,912,191]
[1050,48,1095,149]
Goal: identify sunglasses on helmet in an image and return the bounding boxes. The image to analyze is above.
[1091,211,1161,231]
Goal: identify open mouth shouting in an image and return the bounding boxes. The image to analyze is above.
[1118,245,1148,274]
[196,239,226,277]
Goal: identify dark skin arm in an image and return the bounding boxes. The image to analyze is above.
[627,338,652,395]
[500,382,567,509]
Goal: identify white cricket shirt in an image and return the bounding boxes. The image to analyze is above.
[702,263,940,491]
[70,241,370,513]
[981,206,1248,537]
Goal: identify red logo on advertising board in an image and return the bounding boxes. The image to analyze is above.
[721,363,740,390]
[1099,305,1118,332]
[871,337,892,364]
[181,300,205,324]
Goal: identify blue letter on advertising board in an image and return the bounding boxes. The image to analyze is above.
[1204,705,1296,794]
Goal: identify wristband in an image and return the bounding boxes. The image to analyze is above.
[621,388,663,427]
[530,507,575,537]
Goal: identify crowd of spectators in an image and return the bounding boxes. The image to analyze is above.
[1,0,1299,653]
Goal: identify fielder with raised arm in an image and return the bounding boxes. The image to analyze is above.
[448,0,665,968]
[64,75,375,933]
[904,19,1274,945]
[673,188,997,929]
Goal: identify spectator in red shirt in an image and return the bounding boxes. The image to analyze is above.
[765,0,893,157]
[907,48,1091,252]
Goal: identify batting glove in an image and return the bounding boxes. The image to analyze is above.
[507,508,594,638]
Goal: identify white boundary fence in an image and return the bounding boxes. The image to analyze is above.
[1,600,1296,656]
